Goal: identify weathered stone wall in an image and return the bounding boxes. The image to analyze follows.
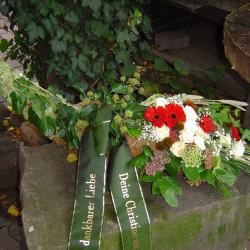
[19,144,250,250]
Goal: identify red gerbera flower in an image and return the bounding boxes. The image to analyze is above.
[231,126,240,141]
[143,106,169,128]
[199,116,213,133]
[165,103,186,128]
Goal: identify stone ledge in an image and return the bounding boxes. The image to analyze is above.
[19,144,250,250]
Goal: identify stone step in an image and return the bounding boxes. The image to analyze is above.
[19,143,250,250]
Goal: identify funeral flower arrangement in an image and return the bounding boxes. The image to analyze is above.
[2,59,250,249]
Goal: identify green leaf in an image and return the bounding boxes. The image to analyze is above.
[111,83,127,94]
[154,57,172,72]
[13,10,34,30]
[10,91,27,115]
[28,107,40,129]
[211,109,229,125]
[32,94,45,119]
[152,178,163,194]
[0,39,9,52]
[215,169,236,184]
[119,64,135,77]
[25,21,45,42]
[56,27,65,39]
[165,157,181,177]
[49,37,67,53]
[45,60,56,78]
[129,154,142,168]
[90,20,110,37]
[127,128,141,138]
[39,116,56,137]
[160,185,178,207]
[52,1,65,15]
[202,64,225,86]
[143,15,153,33]
[113,48,130,63]
[89,0,102,12]
[239,127,250,141]
[220,183,232,198]
[174,59,190,76]
[142,172,163,183]
[41,18,55,38]
[116,29,129,42]
[64,11,80,24]
[143,145,153,157]
[80,104,98,120]
[194,80,217,99]
[130,19,139,35]
[35,1,49,16]
[116,10,127,22]
[163,176,182,194]
[200,169,215,184]
[182,166,200,183]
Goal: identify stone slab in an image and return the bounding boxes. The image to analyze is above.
[0,131,20,189]
[19,143,250,250]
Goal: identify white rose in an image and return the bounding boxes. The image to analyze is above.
[184,120,198,133]
[180,128,195,143]
[184,105,198,121]
[194,136,206,150]
[170,141,186,157]
[220,134,231,147]
[232,140,245,159]
[155,97,169,107]
[153,125,170,141]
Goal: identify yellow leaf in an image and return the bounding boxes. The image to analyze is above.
[67,153,78,162]
[8,127,15,131]
[3,120,9,126]
[8,205,21,217]
[7,106,12,111]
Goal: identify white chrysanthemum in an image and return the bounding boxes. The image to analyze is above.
[232,140,245,159]
[170,141,186,157]
[194,136,206,150]
[153,125,170,141]
[179,128,195,143]
[155,97,169,107]
[184,105,198,121]
[220,134,232,148]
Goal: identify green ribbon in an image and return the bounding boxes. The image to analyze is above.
[68,105,152,249]
[68,128,107,249]
[109,142,152,250]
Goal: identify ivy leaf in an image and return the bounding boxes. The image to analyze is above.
[64,11,80,24]
[51,1,65,15]
[119,64,135,76]
[202,64,225,87]
[39,116,56,137]
[25,21,45,42]
[78,53,89,72]
[41,18,55,37]
[130,19,139,35]
[116,29,129,42]
[114,48,130,63]
[154,57,172,72]
[195,80,217,99]
[35,2,50,16]
[56,27,65,39]
[81,0,102,12]
[143,15,153,33]
[80,104,98,120]
[0,39,9,52]
[10,91,27,115]
[174,59,190,76]
[49,37,67,53]
[111,83,127,94]
[116,10,127,22]
[13,10,34,30]
[182,166,200,183]
[90,20,109,37]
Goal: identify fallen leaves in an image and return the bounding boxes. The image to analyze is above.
[67,153,78,162]
[8,205,21,217]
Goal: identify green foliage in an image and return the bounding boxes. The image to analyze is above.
[0,0,152,89]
